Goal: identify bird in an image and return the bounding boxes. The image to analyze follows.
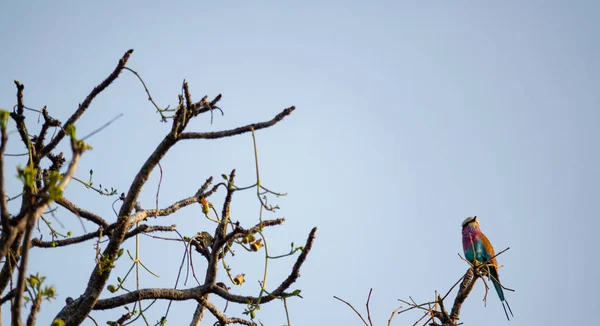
[462,216,513,320]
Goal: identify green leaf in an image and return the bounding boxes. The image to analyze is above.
[0,110,9,129]
[51,319,66,326]
[65,124,76,138]
[17,165,38,190]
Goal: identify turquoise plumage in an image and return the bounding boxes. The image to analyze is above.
[461,216,513,320]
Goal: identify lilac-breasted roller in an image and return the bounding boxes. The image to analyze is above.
[461,216,513,320]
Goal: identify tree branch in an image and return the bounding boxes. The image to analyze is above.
[92,287,203,310]
[31,229,102,248]
[10,81,31,153]
[198,295,256,326]
[0,124,10,226]
[55,197,109,228]
[41,49,134,157]
[270,227,317,295]
[12,149,82,326]
[449,269,476,323]
[179,106,295,140]
[124,224,176,240]
[26,295,42,326]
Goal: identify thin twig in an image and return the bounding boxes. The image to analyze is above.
[387,305,403,326]
[81,113,123,141]
[366,288,374,326]
[333,295,369,326]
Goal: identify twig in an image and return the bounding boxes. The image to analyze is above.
[387,305,403,326]
[283,297,291,326]
[81,113,123,141]
[122,67,168,121]
[366,289,374,326]
[333,295,369,326]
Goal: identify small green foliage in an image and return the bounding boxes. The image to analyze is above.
[74,139,92,152]
[17,164,38,192]
[67,231,72,237]
[27,274,43,288]
[0,110,9,129]
[26,273,57,303]
[44,286,57,300]
[107,284,118,293]
[97,253,117,275]
[65,124,77,139]
[160,316,167,325]
[66,124,93,152]
[243,303,260,320]
[47,170,64,200]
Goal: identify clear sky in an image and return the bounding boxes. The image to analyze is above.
[1,1,598,325]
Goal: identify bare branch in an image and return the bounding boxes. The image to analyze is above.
[366,289,374,326]
[142,195,199,219]
[270,227,317,295]
[333,295,369,326]
[387,305,403,326]
[31,229,101,248]
[14,80,25,115]
[33,106,60,158]
[26,295,42,326]
[55,197,109,228]
[0,124,10,226]
[124,224,176,240]
[92,287,203,310]
[449,269,476,322]
[11,81,31,152]
[0,288,15,305]
[222,218,285,244]
[31,224,175,248]
[41,49,134,156]
[198,295,256,326]
[179,106,295,140]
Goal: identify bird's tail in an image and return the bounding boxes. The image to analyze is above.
[490,267,514,320]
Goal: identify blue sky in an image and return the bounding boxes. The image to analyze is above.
[1,1,598,325]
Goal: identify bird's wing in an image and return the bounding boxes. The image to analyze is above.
[479,233,498,268]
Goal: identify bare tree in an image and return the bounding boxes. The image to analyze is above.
[0,49,316,326]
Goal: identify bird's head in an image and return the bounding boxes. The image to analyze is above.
[461,216,479,230]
